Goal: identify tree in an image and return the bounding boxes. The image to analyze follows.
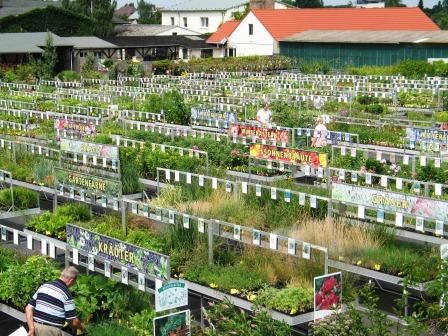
[295,0,323,8]
[34,32,58,79]
[137,0,160,24]
[231,4,250,20]
[62,0,117,36]
[418,0,424,9]
[385,0,401,6]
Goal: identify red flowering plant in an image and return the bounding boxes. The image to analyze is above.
[314,273,342,312]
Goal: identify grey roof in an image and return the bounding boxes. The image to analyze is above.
[114,24,200,36]
[0,33,117,54]
[162,0,247,11]
[64,37,117,49]
[280,30,448,44]
[0,0,61,18]
[0,32,70,54]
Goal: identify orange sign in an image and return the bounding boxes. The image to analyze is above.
[249,144,328,167]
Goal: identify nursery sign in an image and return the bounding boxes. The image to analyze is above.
[153,310,190,336]
[249,144,328,167]
[228,124,289,143]
[60,139,119,160]
[54,119,97,136]
[406,127,448,145]
[314,272,342,321]
[66,224,170,281]
[55,168,121,197]
[332,183,448,222]
[155,282,188,312]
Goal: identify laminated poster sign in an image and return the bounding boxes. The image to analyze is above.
[314,272,342,321]
[155,282,188,312]
[54,119,96,136]
[60,138,119,160]
[332,183,448,222]
[66,224,170,280]
[406,127,448,145]
[228,124,289,143]
[153,310,190,336]
[56,168,121,197]
[250,144,328,167]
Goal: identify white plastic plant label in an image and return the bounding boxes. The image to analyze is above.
[339,170,345,181]
[13,230,18,245]
[299,193,305,206]
[88,254,95,271]
[103,158,107,168]
[340,147,346,156]
[49,242,55,259]
[305,165,311,176]
[198,175,204,187]
[183,215,190,229]
[403,155,409,165]
[365,173,372,185]
[198,218,205,233]
[212,178,218,189]
[256,184,262,197]
[376,151,382,161]
[435,220,444,236]
[253,230,261,246]
[269,234,278,250]
[121,267,129,285]
[0,226,5,240]
[436,184,442,196]
[234,225,241,240]
[435,157,441,168]
[396,178,403,190]
[380,175,388,187]
[165,169,170,181]
[138,272,145,291]
[351,148,356,158]
[416,217,424,232]
[73,248,79,265]
[104,261,111,277]
[284,190,291,203]
[186,173,192,184]
[287,238,296,255]
[358,205,365,219]
[395,213,403,227]
[27,234,33,250]
[420,156,427,167]
[41,239,47,255]
[310,196,317,208]
[241,182,248,194]
[175,171,180,182]
[302,243,311,259]
[271,187,277,200]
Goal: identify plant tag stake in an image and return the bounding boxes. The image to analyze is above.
[365,173,372,185]
[302,243,311,259]
[340,147,346,156]
[288,239,296,255]
[73,248,79,265]
[395,212,403,227]
[351,148,356,158]
[253,230,261,246]
[420,156,427,167]
[212,178,218,189]
[256,184,262,197]
[234,225,241,240]
[13,229,18,245]
[241,182,248,194]
[338,170,345,181]
[41,239,47,255]
[183,215,190,229]
[88,254,95,271]
[376,151,382,161]
[403,155,409,165]
[284,190,291,203]
[198,218,205,233]
[175,171,180,182]
[436,183,442,196]
[310,196,317,208]
[304,165,311,176]
[168,211,175,224]
[199,175,204,187]
[380,175,387,187]
[318,167,324,178]
[351,172,357,182]
[358,205,365,219]
[269,234,278,250]
[416,217,424,232]
[49,242,55,259]
[121,267,128,285]
[377,210,384,223]
[226,181,232,193]
[271,187,277,200]
[143,205,149,217]
[299,193,305,206]
[165,169,170,181]
[27,234,33,250]
[435,221,444,236]
[435,157,441,168]
[186,173,192,184]
[1,226,6,240]
[138,273,145,291]
[396,178,403,190]
[104,261,111,278]
[102,158,107,168]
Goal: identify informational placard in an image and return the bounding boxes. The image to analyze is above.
[66,224,170,280]
[155,282,188,312]
[60,139,119,160]
[332,183,448,222]
[314,272,342,321]
[228,124,289,143]
[406,127,448,145]
[54,119,97,136]
[56,168,121,197]
[250,144,328,167]
[153,310,190,336]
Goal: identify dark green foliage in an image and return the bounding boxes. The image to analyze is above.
[161,90,189,125]
[0,6,95,36]
[365,104,384,114]
[137,0,161,24]
[58,70,81,81]
[295,0,323,7]
[0,187,39,210]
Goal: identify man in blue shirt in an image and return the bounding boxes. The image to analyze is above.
[25,266,85,336]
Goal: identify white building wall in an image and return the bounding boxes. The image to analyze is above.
[161,5,246,34]
[227,11,275,56]
[156,27,201,36]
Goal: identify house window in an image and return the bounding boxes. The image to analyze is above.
[94,51,102,58]
[200,17,209,28]
[227,48,236,57]
[79,51,87,58]
[170,17,175,25]
[172,32,177,35]
[182,48,188,59]
[249,24,253,35]
[200,49,213,58]
[183,17,187,27]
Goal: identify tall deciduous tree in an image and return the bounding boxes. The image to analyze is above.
[418,0,424,9]
[62,0,116,36]
[137,0,160,24]
[295,0,323,8]
[41,33,58,79]
[385,0,402,6]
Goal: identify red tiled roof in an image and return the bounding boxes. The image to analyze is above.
[207,20,241,44]
[252,8,440,40]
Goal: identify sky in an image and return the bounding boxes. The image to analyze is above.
[116,0,441,9]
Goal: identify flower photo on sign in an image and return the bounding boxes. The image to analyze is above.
[314,272,342,321]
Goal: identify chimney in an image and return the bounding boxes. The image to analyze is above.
[249,0,275,9]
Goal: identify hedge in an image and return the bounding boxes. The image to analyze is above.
[0,6,95,36]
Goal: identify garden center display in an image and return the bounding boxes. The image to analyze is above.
[0,68,447,336]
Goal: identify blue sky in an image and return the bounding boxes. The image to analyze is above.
[117,0,441,8]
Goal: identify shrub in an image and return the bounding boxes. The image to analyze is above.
[0,187,39,210]
[58,70,81,81]
[366,104,384,114]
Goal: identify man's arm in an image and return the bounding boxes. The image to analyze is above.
[70,318,85,332]
[25,305,35,336]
